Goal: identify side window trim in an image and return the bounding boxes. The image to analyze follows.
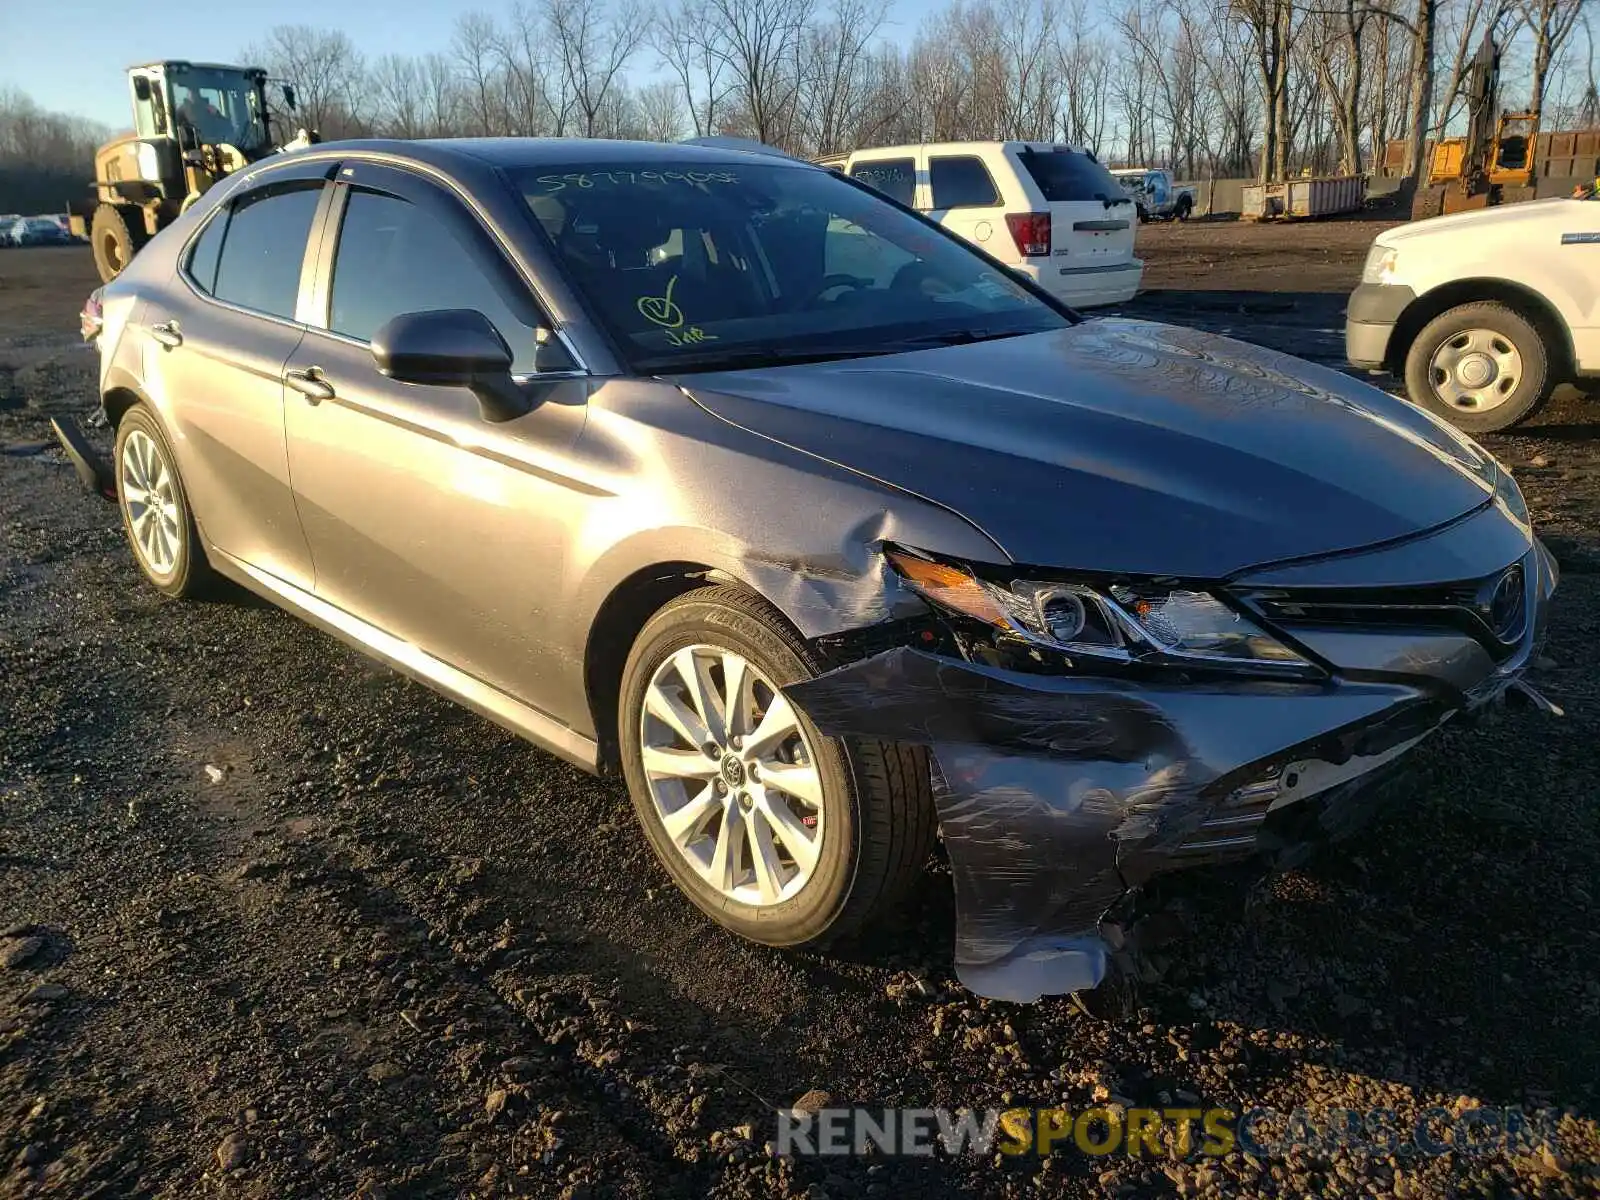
[311,164,588,376]
[176,161,340,329]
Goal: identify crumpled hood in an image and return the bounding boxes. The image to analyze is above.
[679,319,1496,577]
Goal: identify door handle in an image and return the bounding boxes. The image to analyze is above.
[285,367,335,403]
[149,320,183,349]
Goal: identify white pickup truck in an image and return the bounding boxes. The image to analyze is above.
[1345,190,1599,431]
[1110,168,1196,222]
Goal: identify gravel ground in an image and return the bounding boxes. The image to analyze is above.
[2,235,1598,1199]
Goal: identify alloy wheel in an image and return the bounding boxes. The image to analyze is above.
[120,429,182,576]
[639,644,825,906]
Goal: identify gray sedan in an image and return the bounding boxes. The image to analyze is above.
[80,138,1557,1002]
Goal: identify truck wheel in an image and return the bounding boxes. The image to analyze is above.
[619,586,935,948]
[90,204,146,283]
[1403,302,1551,433]
[1175,197,1192,221]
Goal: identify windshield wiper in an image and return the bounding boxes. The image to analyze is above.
[877,327,1039,351]
[642,344,898,374]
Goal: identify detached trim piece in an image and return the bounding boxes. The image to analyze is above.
[50,415,117,500]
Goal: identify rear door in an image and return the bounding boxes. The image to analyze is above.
[924,151,1011,262]
[1010,143,1136,269]
[137,162,334,590]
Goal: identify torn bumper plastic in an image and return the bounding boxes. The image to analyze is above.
[784,544,1557,1003]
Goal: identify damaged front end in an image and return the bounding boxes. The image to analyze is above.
[783,521,1559,1004]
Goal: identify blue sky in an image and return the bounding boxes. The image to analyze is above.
[3,0,936,128]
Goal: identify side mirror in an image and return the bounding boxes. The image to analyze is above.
[133,76,152,101]
[281,84,297,112]
[372,309,532,423]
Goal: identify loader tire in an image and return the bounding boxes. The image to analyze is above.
[91,204,147,283]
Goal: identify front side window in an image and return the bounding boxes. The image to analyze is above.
[847,158,916,207]
[929,156,1000,209]
[515,161,1068,373]
[212,183,322,319]
[327,188,547,373]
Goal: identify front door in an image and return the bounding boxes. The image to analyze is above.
[282,164,591,720]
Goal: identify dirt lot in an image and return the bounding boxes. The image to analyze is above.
[2,230,1598,1199]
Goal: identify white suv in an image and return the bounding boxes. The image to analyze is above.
[1347,192,1599,431]
[835,141,1143,308]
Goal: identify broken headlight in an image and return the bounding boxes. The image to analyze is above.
[885,549,1314,674]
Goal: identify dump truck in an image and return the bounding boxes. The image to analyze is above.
[67,61,316,282]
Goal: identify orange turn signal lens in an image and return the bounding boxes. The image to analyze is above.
[884,549,1010,628]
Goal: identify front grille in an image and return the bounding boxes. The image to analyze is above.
[1242,556,1530,658]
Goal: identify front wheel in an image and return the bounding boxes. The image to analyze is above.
[618,586,934,947]
[1403,302,1551,432]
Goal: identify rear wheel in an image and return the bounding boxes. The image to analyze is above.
[618,586,934,947]
[1174,196,1192,221]
[114,406,216,598]
[90,204,146,283]
[1403,301,1551,433]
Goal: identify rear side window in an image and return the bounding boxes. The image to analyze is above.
[328,188,545,373]
[212,183,323,318]
[929,156,1000,209]
[1017,148,1123,203]
[849,158,915,207]
[185,210,227,293]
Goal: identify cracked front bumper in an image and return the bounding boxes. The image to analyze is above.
[785,539,1557,1003]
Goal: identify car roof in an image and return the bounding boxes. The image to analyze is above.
[306,137,812,173]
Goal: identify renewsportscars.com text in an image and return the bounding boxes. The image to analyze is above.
[775,1105,1562,1160]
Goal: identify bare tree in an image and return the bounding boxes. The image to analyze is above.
[1057,0,1113,151]
[1399,0,1436,183]
[454,12,508,135]
[635,81,687,141]
[1307,0,1376,174]
[1517,0,1586,122]
[547,0,647,137]
[243,25,367,137]
[652,0,736,136]
[703,0,814,146]
[794,0,889,155]
[1227,0,1296,180]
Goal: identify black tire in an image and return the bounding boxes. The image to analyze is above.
[1403,301,1552,433]
[619,585,935,948]
[90,204,146,283]
[113,405,217,599]
[1174,197,1192,221]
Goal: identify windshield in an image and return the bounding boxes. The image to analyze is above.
[168,67,267,152]
[514,161,1071,373]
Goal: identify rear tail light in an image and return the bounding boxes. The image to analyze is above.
[1005,212,1051,258]
[80,290,104,343]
